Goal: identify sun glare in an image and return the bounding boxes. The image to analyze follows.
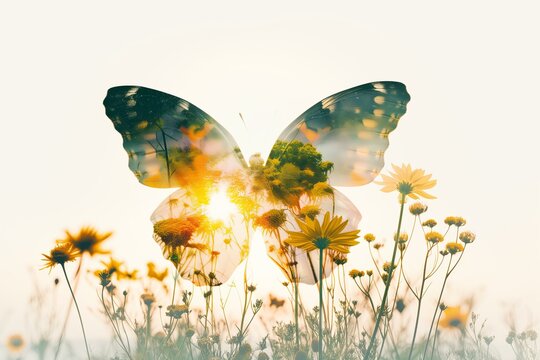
[206,185,238,222]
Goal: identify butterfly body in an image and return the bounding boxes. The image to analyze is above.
[103,82,410,285]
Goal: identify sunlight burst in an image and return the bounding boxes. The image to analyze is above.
[206,185,238,222]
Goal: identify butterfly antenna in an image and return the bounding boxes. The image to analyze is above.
[239,113,247,129]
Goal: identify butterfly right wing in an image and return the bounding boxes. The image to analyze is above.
[269,81,410,187]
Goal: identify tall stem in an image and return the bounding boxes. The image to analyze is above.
[423,257,453,359]
[318,248,324,359]
[295,279,300,350]
[407,245,433,359]
[61,264,91,360]
[54,258,83,360]
[365,193,406,359]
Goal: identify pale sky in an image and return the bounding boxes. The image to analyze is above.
[1,1,539,358]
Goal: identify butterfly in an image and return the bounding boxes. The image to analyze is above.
[103,81,410,286]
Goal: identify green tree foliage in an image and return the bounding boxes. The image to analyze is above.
[255,140,333,209]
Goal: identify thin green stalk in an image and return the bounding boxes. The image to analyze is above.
[365,193,406,359]
[318,248,324,359]
[54,258,83,360]
[423,256,453,359]
[407,244,434,360]
[61,264,90,360]
[294,279,300,350]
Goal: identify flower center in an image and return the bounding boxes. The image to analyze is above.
[397,181,413,195]
[314,237,330,249]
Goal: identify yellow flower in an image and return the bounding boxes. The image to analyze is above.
[147,262,169,281]
[422,219,437,228]
[446,242,464,254]
[409,202,428,215]
[141,292,155,306]
[299,205,321,220]
[459,231,476,244]
[394,232,409,243]
[153,215,206,252]
[364,233,376,242]
[100,257,124,275]
[6,334,25,353]
[440,306,468,329]
[425,231,444,243]
[377,164,437,199]
[254,209,287,232]
[166,304,189,319]
[444,216,466,227]
[93,269,111,286]
[285,212,360,253]
[62,226,112,256]
[41,243,79,271]
[349,269,364,279]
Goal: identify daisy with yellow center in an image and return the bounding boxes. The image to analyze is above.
[285,211,360,253]
[63,226,112,256]
[377,163,437,199]
[41,243,79,271]
[153,215,207,253]
[439,306,468,329]
[285,211,359,357]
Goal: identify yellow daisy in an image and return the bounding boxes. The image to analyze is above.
[41,243,79,271]
[147,262,169,281]
[376,164,437,199]
[62,226,112,256]
[440,306,468,329]
[285,211,360,253]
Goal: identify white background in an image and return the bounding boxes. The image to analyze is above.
[0,1,539,358]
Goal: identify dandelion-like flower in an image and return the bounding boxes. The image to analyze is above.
[422,219,437,228]
[254,209,287,232]
[425,231,444,243]
[376,164,437,199]
[141,292,155,306]
[409,202,428,215]
[440,306,468,329]
[444,216,466,227]
[62,226,112,256]
[285,212,360,253]
[153,215,206,252]
[364,233,376,242]
[446,242,464,254]
[166,304,189,319]
[349,269,364,278]
[459,231,476,244]
[41,243,79,271]
[299,205,321,220]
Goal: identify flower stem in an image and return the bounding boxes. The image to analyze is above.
[407,244,433,360]
[365,193,406,359]
[318,248,324,359]
[61,264,91,360]
[54,258,83,360]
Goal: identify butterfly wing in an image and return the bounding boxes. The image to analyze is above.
[259,81,409,283]
[151,184,252,286]
[104,86,251,285]
[269,81,410,186]
[103,86,247,189]
[257,188,361,284]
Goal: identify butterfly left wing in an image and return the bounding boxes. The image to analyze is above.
[103,86,248,190]
[104,86,252,286]
[269,81,410,187]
